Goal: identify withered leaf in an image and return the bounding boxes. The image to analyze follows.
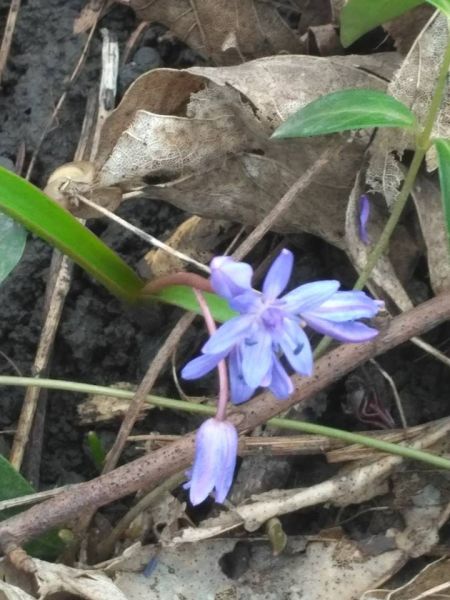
[95,54,398,248]
[130,0,304,64]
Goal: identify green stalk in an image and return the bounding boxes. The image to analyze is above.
[1,376,450,470]
[354,31,450,290]
[315,32,450,359]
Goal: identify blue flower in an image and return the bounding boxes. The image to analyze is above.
[182,249,382,404]
[359,195,370,245]
[185,418,238,505]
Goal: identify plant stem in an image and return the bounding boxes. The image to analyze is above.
[193,288,229,421]
[356,30,450,289]
[315,33,450,358]
[0,375,450,470]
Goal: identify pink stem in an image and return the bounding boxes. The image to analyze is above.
[193,288,229,421]
[142,272,213,295]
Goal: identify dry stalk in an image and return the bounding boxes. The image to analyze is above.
[102,312,195,473]
[9,24,118,473]
[129,423,429,459]
[174,417,450,543]
[0,0,21,85]
[0,290,449,556]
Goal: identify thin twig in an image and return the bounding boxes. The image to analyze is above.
[102,313,195,473]
[232,142,340,260]
[370,359,408,428]
[90,28,119,159]
[96,471,185,560]
[75,194,211,274]
[0,485,73,512]
[122,21,150,64]
[24,4,103,180]
[10,22,114,474]
[411,335,450,369]
[0,0,21,85]
[9,256,74,470]
[0,290,449,554]
[130,423,430,458]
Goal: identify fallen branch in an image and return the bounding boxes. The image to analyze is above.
[0,291,449,555]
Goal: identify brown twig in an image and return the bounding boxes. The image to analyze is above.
[0,291,449,554]
[130,422,430,458]
[232,142,340,260]
[24,6,103,180]
[0,0,21,86]
[122,21,150,65]
[102,312,195,473]
[9,256,75,470]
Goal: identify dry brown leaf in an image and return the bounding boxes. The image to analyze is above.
[383,4,435,55]
[411,173,450,294]
[77,382,144,425]
[130,0,305,64]
[73,0,114,34]
[367,12,450,206]
[370,557,450,600]
[140,216,237,277]
[95,54,398,248]
[111,538,404,600]
[0,559,127,600]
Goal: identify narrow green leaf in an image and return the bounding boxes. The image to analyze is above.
[0,454,63,559]
[340,0,423,47]
[427,0,450,17]
[0,213,26,284]
[146,285,237,322]
[0,167,235,322]
[434,138,450,243]
[86,431,106,470]
[0,166,143,302]
[272,89,416,139]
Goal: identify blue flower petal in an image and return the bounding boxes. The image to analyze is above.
[213,422,239,503]
[202,315,253,355]
[210,256,253,300]
[241,328,273,388]
[282,280,340,314]
[188,418,238,505]
[307,291,381,322]
[303,314,379,342]
[229,347,256,404]
[181,352,225,380]
[278,319,313,376]
[262,249,293,300]
[229,290,260,314]
[189,419,224,505]
[269,356,293,399]
[359,195,370,245]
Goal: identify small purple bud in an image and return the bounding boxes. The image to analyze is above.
[210,256,253,301]
[358,195,370,245]
[186,418,238,505]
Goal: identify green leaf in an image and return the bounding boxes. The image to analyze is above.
[340,0,423,47]
[434,138,450,243]
[427,0,450,16]
[272,89,416,139]
[0,166,143,302]
[0,167,236,322]
[86,431,106,471]
[0,454,63,559]
[146,285,237,322]
[0,212,26,284]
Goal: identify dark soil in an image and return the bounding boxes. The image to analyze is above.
[1,0,450,571]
